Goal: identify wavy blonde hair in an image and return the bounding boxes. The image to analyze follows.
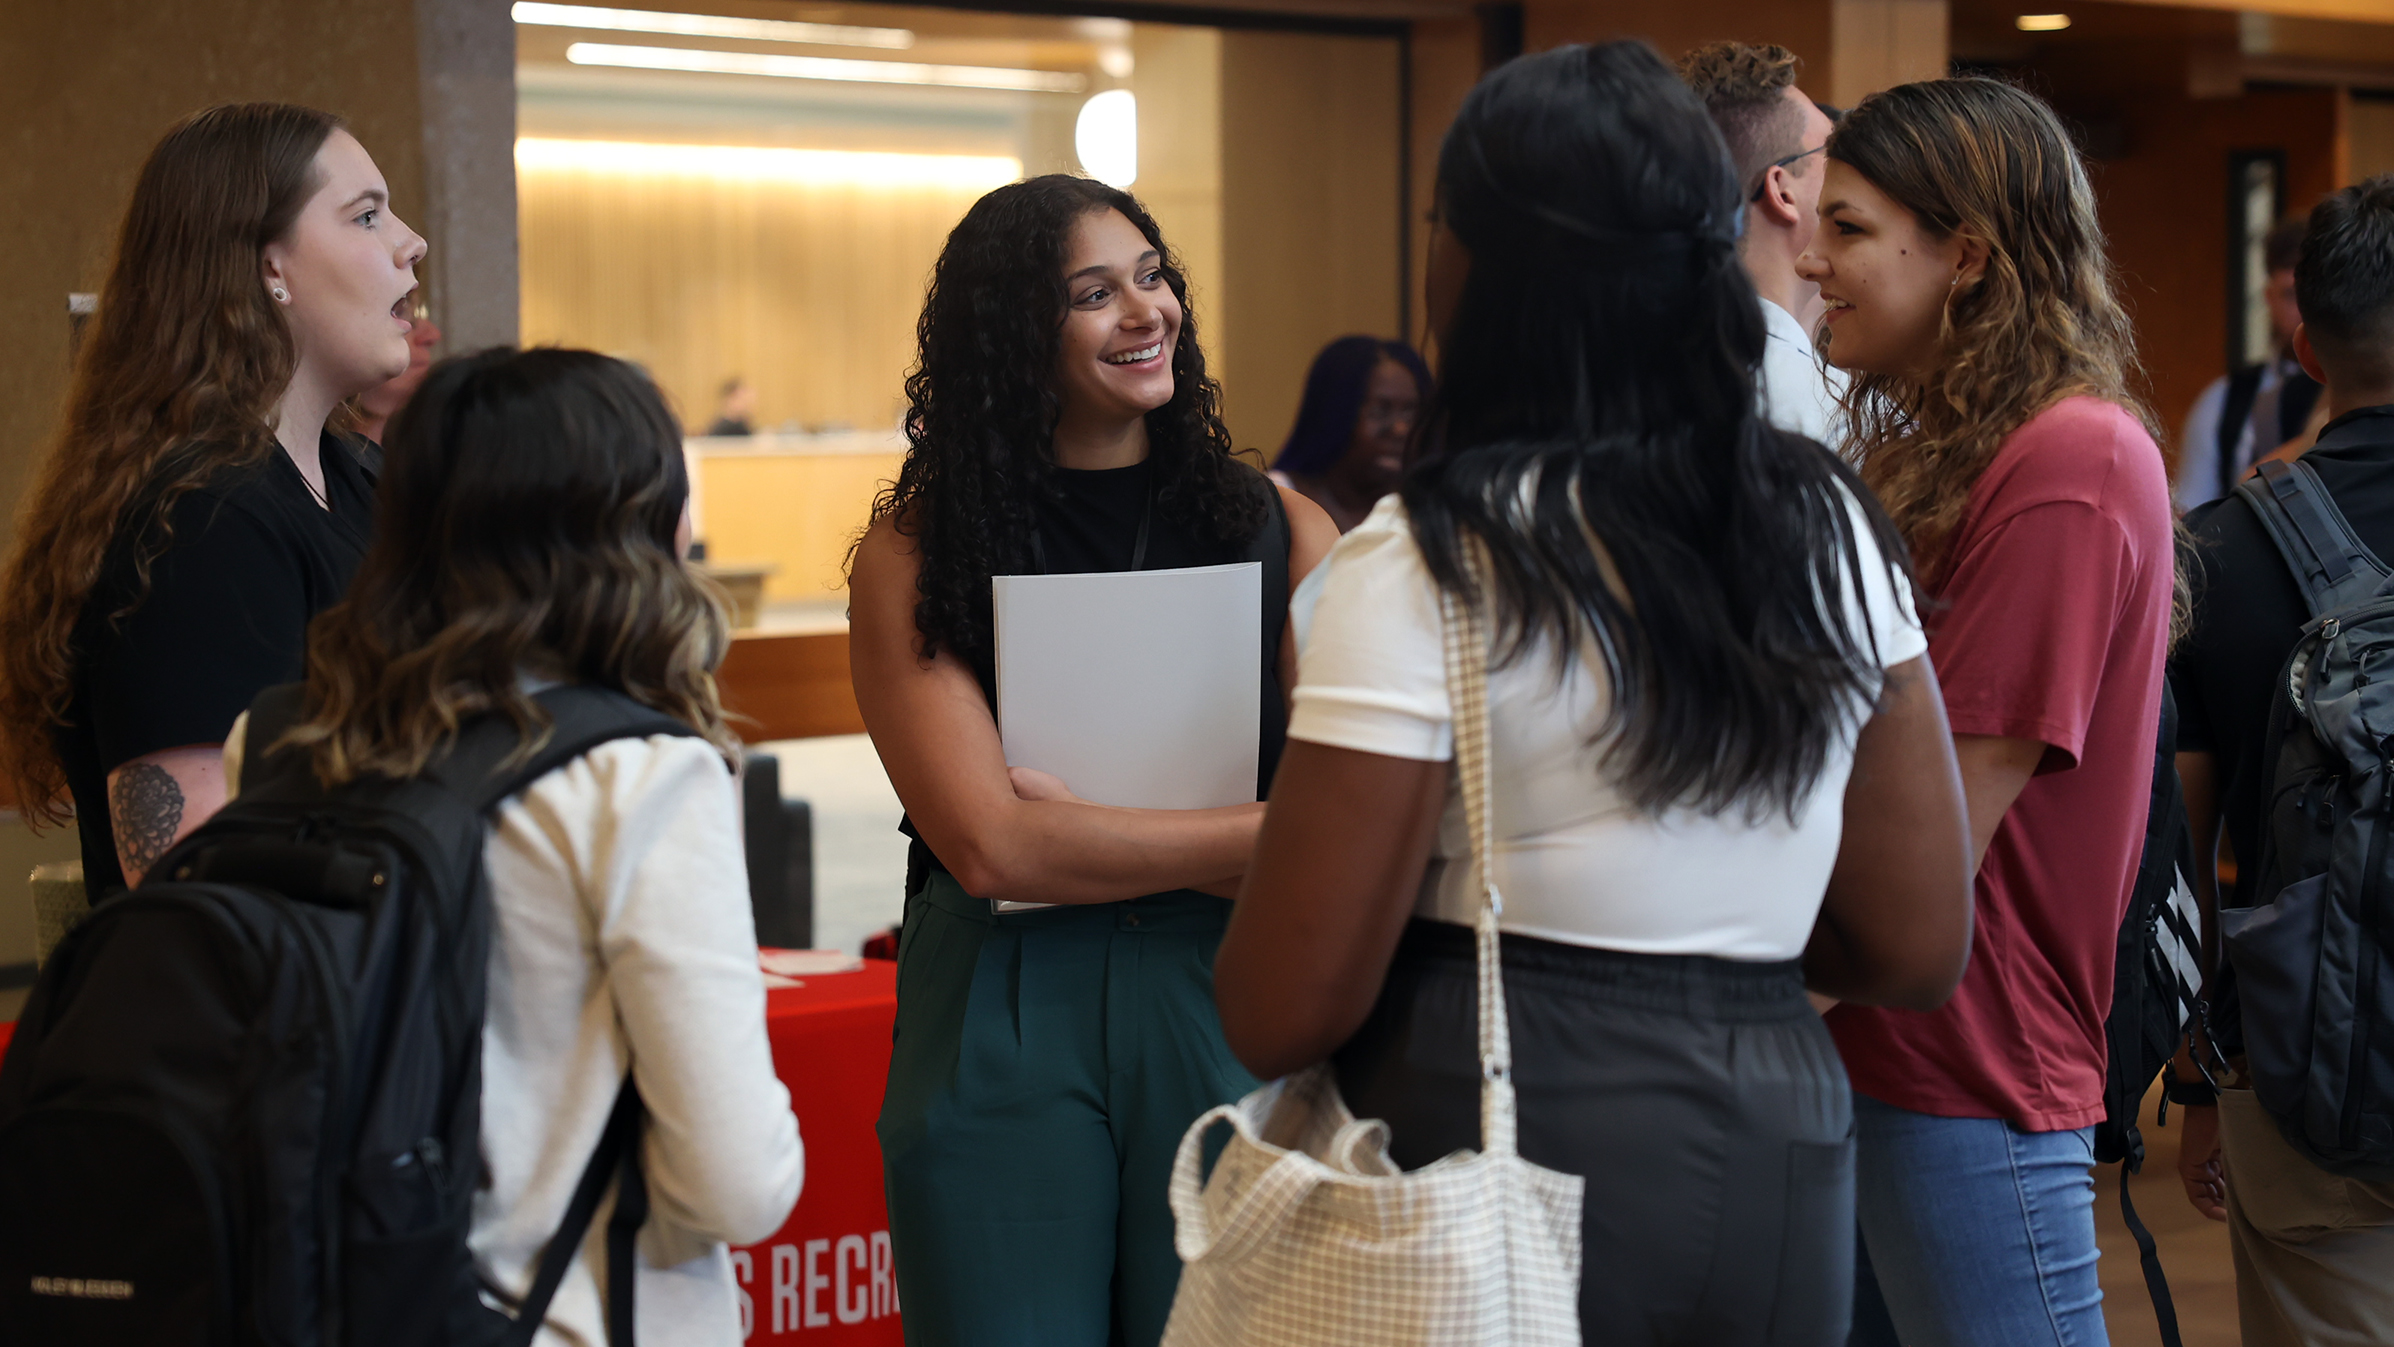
[280,348,736,784]
[0,103,344,821]
[1829,79,2166,599]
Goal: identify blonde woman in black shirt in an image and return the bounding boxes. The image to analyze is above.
[0,103,426,894]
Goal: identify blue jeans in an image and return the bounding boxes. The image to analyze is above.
[1846,1093,2107,1347]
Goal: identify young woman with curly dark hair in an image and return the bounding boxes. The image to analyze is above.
[848,175,1336,1344]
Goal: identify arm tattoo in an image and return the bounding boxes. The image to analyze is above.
[110,761,185,880]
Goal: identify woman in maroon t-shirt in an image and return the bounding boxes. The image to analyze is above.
[1796,79,2175,1346]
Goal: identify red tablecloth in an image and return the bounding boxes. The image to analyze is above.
[0,962,903,1344]
[738,963,903,1344]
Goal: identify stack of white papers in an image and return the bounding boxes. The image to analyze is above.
[994,563,1263,810]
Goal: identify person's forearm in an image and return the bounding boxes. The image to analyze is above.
[940,798,1264,905]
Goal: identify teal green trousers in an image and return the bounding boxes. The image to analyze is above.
[877,872,1258,1347]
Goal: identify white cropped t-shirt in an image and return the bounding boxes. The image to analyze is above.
[1287,492,1928,962]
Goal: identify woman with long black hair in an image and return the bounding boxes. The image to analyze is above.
[847,175,1336,1345]
[1214,43,1974,1342]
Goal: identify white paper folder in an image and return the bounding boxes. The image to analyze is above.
[994,562,1262,810]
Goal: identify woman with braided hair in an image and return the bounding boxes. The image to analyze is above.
[847,175,1336,1345]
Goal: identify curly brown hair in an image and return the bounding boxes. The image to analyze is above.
[1830,79,2158,575]
[1677,41,1805,188]
[0,103,343,823]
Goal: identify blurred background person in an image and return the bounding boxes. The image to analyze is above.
[0,103,423,897]
[352,299,439,453]
[1801,76,2175,1347]
[706,375,758,436]
[2176,215,2321,508]
[1268,335,1431,532]
[1681,40,1847,445]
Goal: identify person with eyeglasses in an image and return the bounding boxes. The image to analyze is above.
[1681,42,1848,447]
[1268,335,1432,533]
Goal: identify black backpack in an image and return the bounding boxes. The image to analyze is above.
[0,683,698,1345]
[2223,457,2394,1181]
[2092,681,2205,1347]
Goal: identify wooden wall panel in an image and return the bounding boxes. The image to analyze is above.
[1408,18,1482,354]
[1218,32,1405,458]
[2355,97,2394,184]
[2048,83,2343,469]
[697,451,906,600]
[518,150,1006,436]
[1527,0,1836,82]
[1523,0,1945,108]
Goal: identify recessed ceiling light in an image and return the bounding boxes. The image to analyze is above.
[515,138,1021,188]
[513,2,912,51]
[564,42,1088,94]
[2015,13,2071,31]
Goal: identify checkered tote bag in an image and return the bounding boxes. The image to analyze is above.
[1160,544,1585,1346]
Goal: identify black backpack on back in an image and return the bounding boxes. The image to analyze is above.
[2224,457,2394,1181]
[0,682,698,1345]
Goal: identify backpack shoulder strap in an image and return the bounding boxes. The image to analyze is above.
[426,684,710,817]
[2234,458,2392,618]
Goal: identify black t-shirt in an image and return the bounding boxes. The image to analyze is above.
[2171,405,2394,907]
[60,434,377,895]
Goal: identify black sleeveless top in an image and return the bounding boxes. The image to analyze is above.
[904,460,1291,891]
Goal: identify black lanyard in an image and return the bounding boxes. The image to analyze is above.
[1029,475,1154,575]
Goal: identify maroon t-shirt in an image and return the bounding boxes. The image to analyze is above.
[1828,397,2173,1131]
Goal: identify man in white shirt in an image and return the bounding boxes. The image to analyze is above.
[1681,42,1848,446]
[2176,215,2322,508]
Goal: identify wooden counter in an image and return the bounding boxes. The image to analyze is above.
[718,628,865,742]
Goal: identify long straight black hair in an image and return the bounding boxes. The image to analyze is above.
[1402,41,1913,821]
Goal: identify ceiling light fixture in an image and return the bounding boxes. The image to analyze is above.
[564,41,1087,93]
[2015,13,2072,31]
[1075,90,1137,187]
[515,138,1022,188]
[513,2,912,50]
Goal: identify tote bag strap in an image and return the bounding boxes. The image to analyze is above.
[1436,535,1522,1160]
